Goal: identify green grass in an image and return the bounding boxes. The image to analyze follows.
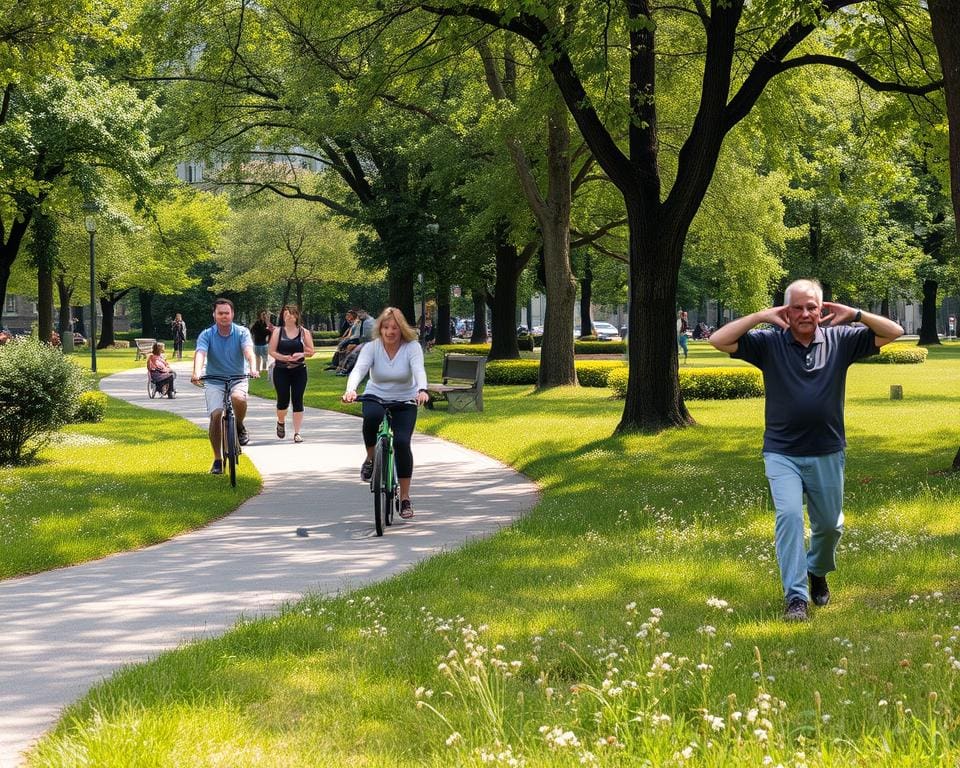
[28,341,960,766]
[1,344,260,579]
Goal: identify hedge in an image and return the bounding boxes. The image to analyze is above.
[434,344,491,355]
[575,341,625,354]
[485,359,626,387]
[313,331,341,339]
[608,366,764,400]
[433,341,626,356]
[857,344,928,364]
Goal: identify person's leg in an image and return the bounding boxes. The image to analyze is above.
[763,452,809,603]
[802,450,845,578]
[274,366,291,434]
[291,367,307,435]
[391,404,418,498]
[230,380,249,433]
[209,409,223,459]
[360,399,385,464]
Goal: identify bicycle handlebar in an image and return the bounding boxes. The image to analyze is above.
[355,393,418,407]
[195,373,257,387]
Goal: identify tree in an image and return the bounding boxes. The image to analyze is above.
[403,0,942,431]
[928,1,960,243]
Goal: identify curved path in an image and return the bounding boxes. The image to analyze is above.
[0,363,539,766]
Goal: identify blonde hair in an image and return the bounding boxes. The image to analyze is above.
[784,279,823,306]
[374,307,419,343]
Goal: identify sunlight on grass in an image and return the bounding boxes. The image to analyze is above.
[29,342,960,766]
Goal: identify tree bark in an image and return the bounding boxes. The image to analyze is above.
[488,237,524,360]
[579,254,593,336]
[32,212,56,345]
[139,289,155,338]
[388,267,415,324]
[471,287,488,342]
[57,281,74,337]
[929,0,960,242]
[919,279,941,345]
[98,289,132,348]
[435,274,451,345]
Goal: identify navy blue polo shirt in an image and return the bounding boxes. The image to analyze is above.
[732,325,876,456]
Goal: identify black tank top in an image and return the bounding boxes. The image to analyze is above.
[277,326,305,368]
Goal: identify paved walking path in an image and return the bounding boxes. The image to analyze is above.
[0,363,538,766]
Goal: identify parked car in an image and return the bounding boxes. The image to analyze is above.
[591,322,622,341]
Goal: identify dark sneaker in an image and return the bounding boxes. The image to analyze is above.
[809,571,830,606]
[399,499,414,519]
[783,597,808,622]
[210,459,223,475]
[360,459,374,482]
[237,423,249,446]
[276,422,286,439]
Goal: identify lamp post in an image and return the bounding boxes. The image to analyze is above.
[83,202,97,373]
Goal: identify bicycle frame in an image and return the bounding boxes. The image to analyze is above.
[199,374,249,487]
[356,394,415,535]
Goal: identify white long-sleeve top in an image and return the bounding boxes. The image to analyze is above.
[346,339,428,401]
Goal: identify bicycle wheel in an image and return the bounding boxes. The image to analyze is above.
[223,411,238,487]
[385,456,398,526]
[372,439,387,536]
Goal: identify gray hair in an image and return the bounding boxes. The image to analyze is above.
[784,279,823,306]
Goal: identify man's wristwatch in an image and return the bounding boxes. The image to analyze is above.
[853,309,862,323]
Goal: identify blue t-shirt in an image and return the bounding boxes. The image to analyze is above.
[732,325,876,456]
[196,323,253,377]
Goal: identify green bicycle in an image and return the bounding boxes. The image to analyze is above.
[356,394,414,536]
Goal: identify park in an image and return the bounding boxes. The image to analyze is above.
[2,1,960,766]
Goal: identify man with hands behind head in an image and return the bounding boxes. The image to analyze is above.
[710,279,903,621]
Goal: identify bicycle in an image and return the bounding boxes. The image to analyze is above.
[355,394,416,536]
[198,374,252,487]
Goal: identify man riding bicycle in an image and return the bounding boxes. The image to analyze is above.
[192,298,261,474]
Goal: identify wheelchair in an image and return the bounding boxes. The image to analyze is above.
[147,371,177,399]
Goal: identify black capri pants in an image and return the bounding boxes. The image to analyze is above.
[273,365,307,412]
[361,401,417,479]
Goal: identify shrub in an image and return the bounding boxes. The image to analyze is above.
[485,359,625,387]
[608,366,764,400]
[578,334,598,341]
[518,333,535,352]
[575,341,626,354]
[0,337,90,463]
[857,344,928,364]
[73,390,107,423]
[313,331,341,340]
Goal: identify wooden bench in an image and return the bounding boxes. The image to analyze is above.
[426,354,486,413]
[134,338,156,361]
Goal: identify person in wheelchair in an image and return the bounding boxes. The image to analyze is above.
[147,342,177,398]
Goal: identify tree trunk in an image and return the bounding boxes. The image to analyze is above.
[881,296,890,318]
[488,239,523,360]
[471,287,488,342]
[57,281,74,336]
[538,220,578,388]
[618,204,694,432]
[919,278,941,345]
[579,254,593,336]
[388,266,415,325]
[139,289,155,338]
[929,0,960,243]
[0,213,33,312]
[99,296,116,348]
[37,255,53,344]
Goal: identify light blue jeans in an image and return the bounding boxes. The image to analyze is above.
[763,451,845,602]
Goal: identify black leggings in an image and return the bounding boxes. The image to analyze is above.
[361,401,417,479]
[273,365,307,412]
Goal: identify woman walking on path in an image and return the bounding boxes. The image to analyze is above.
[342,307,430,519]
[269,305,314,443]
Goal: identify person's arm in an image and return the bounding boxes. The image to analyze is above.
[344,342,376,398]
[191,350,206,383]
[302,328,315,357]
[709,307,788,354]
[267,327,281,361]
[821,302,903,348]
[409,343,430,404]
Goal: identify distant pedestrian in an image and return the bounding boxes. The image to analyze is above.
[269,305,315,443]
[171,313,187,360]
[677,310,689,363]
[249,310,272,372]
[709,279,903,622]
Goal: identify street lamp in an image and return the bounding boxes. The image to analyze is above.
[83,201,97,373]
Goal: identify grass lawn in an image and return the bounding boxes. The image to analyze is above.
[0,345,260,580]
[28,341,960,766]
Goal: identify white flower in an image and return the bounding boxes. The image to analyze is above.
[445,732,462,746]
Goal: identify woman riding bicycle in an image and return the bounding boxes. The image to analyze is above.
[342,307,429,519]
